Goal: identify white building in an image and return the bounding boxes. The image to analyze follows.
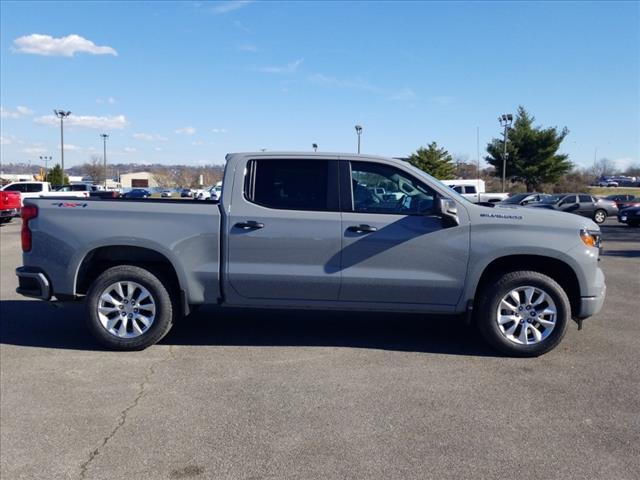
[119,171,157,189]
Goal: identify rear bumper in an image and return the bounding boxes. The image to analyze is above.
[0,208,19,218]
[15,266,51,300]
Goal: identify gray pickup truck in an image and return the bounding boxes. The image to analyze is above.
[16,152,606,356]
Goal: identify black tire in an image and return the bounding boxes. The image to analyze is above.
[476,271,570,357]
[85,265,177,350]
[0,217,12,224]
[594,209,607,224]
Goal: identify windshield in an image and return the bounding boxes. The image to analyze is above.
[541,194,562,204]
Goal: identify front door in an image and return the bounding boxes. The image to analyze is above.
[226,158,342,301]
[339,160,469,306]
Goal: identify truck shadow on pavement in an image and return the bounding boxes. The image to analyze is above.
[0,301,497,357]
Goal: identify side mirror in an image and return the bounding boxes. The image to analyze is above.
[438,197,459,227]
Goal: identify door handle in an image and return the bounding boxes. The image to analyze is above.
[347,224,377,234]
[234,220,265,230]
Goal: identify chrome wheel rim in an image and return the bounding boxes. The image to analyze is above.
[97,281,156,338]
[496,286,557,345]
[595,211,605,223]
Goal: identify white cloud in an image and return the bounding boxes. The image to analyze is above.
[154,147,163,152]
[212,0,252,14]
[211,128,228,134]
[191,141,204,146]
[308,74,383,94]
[133,132,168,141]
[13,34,117,57]
[123,147,137,153]
[430,96,455,105]
[96,97,116,104]
[175,126,196,135]
[1,105,33,118]
[1,135,12,145]
[238,44,258,52]
[35,114,128,129]
[388,88,416,101]
[259,58,303,74]
[22,147,47,155]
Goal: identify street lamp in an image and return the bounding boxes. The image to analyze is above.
[100,133,109,188]
[354,125,363,154]
[498,113,513,191]
[54,109,71,175]
[312,143,318,152]
[39,155,52,181]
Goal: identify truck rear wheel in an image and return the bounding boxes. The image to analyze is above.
[85,265,176,350]
[476,271,570,357]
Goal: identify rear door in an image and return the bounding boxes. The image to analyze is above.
[578,195,596,218]
[226,158,342,301]
[338,160,469,306]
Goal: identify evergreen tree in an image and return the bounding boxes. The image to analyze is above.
[485,106,572,191]
[407,142,457,179]
[47,164,69,186]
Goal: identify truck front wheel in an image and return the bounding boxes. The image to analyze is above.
[476,271,570,357]
[85,265,176,350]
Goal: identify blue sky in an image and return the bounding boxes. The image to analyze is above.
[1,0,638,170]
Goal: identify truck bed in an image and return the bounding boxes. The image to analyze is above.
[22,197,222,307]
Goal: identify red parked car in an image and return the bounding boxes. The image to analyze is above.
[1,190,21,224]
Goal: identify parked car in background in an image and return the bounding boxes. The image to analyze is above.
[597,179,619,187]
[605,194,640,211]
[527,193,614,224]
[0,190,21,223]
[90,190,121,199]
[194,187,218,200]
[122,189,151,199]
[498,192,550,206]
[180,188,194,198]
[0,181,90,204]
[618,198,640,210]
[617,206,640,227]
[56,184,99,194]
[443,179,510,203]
[160,190,173,198]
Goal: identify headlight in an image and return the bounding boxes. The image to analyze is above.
[580,229,601,248]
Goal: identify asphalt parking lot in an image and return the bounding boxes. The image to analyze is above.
[1,218,639,480]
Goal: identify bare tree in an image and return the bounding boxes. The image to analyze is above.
[81,155,105,184]
[592,158,617,179]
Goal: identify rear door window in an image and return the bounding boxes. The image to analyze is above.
[245,159,338,211]
[579,195,592,203]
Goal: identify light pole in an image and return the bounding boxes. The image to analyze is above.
[498,114,513,192]
[355,125,363,154]
[312,143,318,152]
[39,155,52,181]
[54,109,71,175]
[100,133,109,188]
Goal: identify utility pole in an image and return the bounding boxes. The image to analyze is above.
[54,110,71,176]
[355,125,363,154]
[100,134,109,188]
[498,114,513,192]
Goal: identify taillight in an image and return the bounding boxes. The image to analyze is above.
[21,205,38,252]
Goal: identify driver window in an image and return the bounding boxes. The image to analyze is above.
[350,161,436,215]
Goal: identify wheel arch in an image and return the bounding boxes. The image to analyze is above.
[74,245,189,315]
[473,254,581,317]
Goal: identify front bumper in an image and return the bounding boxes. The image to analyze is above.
[577,267,606,319]
[15,266,51,300]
